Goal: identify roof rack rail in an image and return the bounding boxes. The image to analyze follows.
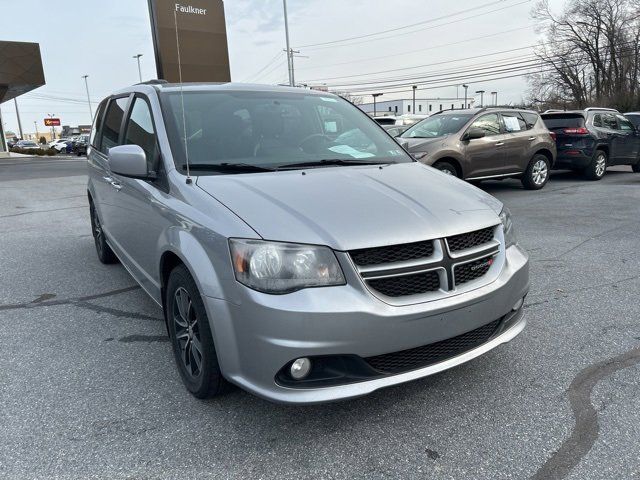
[136,79,169,85]
[432,106,486,116]
[584,107,618,112]
[542,109,565,113]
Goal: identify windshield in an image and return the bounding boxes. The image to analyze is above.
[400,113,473,139]
[159,90,412,174]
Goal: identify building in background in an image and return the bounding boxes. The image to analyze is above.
[0,40,45,152]
[359,97,474,116]
[61,125,91,138]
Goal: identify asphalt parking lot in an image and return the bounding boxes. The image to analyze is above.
[1,156,639,480]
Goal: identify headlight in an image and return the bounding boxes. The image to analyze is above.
[229,239,345,294]
[412,152,428,160]
[499,207,517,248]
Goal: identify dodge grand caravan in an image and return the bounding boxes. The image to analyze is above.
[87,82,529,404]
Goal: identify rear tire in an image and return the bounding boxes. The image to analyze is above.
[521,154,550,190]
[166,265,228,399]
[632,162,640,173]
[433,160,460,178]
[89,201,118,264]
[584,150,607,180]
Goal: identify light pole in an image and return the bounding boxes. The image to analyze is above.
[491,91,498,106]
[133,54,143,82]
[462,84,469,108]
[81,75,93,121]
[476,90,486,108]
[13,98,24,139]
[412,85,417,114]
[48,113,56,140]
[372,93,383,117]
[283,0,294,87]
[34,121,39,142]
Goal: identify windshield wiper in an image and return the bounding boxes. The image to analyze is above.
[276,158,395,170]
[181,163,276,173]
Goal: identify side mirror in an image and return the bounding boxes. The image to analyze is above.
[108,145,151,179]
[463,127,486,141]
[396,138,410,150]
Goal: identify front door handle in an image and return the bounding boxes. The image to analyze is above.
[495,142,505,146]
[528,137,536,141]
[110,180,122,191]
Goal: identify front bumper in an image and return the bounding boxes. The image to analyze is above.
[203,245,529,404]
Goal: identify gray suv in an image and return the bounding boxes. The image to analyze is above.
[400,108,557,190]
[87,83,529,404]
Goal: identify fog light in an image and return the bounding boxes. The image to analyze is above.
[512,297,524,311]
[290,358,311,380]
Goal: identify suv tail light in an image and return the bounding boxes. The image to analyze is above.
[563,127,588,134]
[549,131,557,141]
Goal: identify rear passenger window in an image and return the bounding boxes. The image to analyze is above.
[99,97,129,154]
[502,112,527,132]
[124,97,158,170]
[602,113,617,130]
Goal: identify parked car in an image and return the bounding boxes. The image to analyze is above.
[382,125,406,137]
[374,114,428,127]
[87,83,529,404]
[51,140,72,153]
[14,140,40,151]
[73,134,89,156]
[623,112,640,129]
[7,137,20,149]
[541,108,640,179]
[399,108,557,190]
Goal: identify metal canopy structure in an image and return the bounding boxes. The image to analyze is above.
[0,40,45,151]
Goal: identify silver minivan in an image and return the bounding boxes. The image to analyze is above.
[87,82,529,404]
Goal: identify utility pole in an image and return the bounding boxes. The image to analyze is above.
[283,0,295,87]
[14,98,23,139]
[491,91,498,106]
[476,90,486,108]
[133,54,143,82]
[372,93,383,117]
[34,121,39,141]
[48,113,56,140]
[81,75,93,121]
[412,85,417,114]
[462,84,469,108]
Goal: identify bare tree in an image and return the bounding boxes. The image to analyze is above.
[530,0,640,110]
[333,91,364,105]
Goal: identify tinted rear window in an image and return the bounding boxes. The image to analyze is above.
[375,118,397,125]
[541,114,585,129]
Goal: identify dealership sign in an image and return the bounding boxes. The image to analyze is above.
[147,0,231,83]
[44,118,61,126]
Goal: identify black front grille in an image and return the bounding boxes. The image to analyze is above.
[365,319,502,374]
[447,226,495,252]
[454,255,495,285]
[367,270,440,297]
[350,240,435,267]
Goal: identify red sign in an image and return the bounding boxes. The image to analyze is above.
[44,118,61,126]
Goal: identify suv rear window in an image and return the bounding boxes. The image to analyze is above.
[541,114,585,130]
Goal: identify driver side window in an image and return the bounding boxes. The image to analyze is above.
[468,114,501,137]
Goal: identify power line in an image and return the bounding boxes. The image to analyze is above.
[296,0,513,48]
[300,0,532,51]
[240,51,284,82]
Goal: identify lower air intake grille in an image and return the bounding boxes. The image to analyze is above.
[454,255,495,285]
[365,319,501,374]
[367,270,440,297]
[447,226,495,252]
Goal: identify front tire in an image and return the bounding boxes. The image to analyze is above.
[521,154,550,190]
[90,202,118,264]
[166,265,227,399]
[584,150,607,180]
[433,160,460,178]
[632,162,640,173]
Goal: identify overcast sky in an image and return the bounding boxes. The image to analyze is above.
[0,0,566,136]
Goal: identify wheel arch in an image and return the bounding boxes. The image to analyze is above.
[533,148,554,166]
[432,156,464,178]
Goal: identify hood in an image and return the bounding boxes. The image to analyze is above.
[196,163,502,251]
[403,136,449,152]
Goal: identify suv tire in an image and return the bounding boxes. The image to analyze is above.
[166,265,228,399]
[433,160,459,178]
[632,161,640,173]
[521,154,550,190]
[90,202,118,264]
[584,149,607,180]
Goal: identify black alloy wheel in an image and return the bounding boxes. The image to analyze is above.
[90,202,117,264]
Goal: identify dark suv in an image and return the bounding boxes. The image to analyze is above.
[541,108,640,180]
[400,108,557,190]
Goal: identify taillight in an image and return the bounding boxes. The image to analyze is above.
[549,131,557,141]
[563,127,588,134]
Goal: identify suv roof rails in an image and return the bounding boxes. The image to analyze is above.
[432,107,487,116]
[542,109,565,113]
[584,107,618,113]
[136,79,169,86]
